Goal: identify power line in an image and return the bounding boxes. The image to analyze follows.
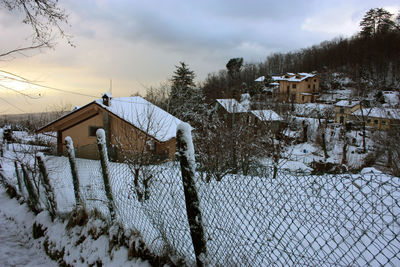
[0,84,41,99]
[0,70,98,98]
[0,70,158,106]
[0,97,25,113]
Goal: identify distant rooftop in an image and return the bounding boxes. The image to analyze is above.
[216,99,248,113]
[353,108,400,120]
[335,100,360,107]
[251,110,282,121]
[272,72,317,82]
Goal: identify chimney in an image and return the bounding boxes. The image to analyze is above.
[102,92,112,107]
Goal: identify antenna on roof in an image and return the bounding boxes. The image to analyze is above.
[109,79,112,95]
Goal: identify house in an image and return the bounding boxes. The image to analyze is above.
[352,107,400,130]
[249,110,284,134]
[273,72,320,103]
[334,100,360,124]
[214,98,251,128]
[37,94,184,161]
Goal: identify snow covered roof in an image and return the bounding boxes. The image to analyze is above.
[383,91,399,107]
[250,110,282,121]
[255,76,265,82]
[216,99,248,113]
[273,73,316,82]
[353,108,400,120]
[95,96,184,142]
[335,100,360,107]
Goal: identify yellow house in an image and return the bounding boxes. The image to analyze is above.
[37,94,184,161]
[352,107,400,130]
[273,73,320,103]
[334,100,361,124]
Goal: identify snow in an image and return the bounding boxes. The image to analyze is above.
[254,76,265,82]
[353,107,400,119]
[216,98,248,113]
[273,72,316,82]
[294,103,333,118]
[96,96,184,142]
[250,110,282,121]
[335,100,360,107]
[177,122,196,174]
[2,128,400,266]
[96,128,106,145]
[65,136,75,157]
[0,188,57,266]
[383,91,399,107]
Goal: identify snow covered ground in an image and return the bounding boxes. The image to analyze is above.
[1,128,399,265]
[0,188,57,267]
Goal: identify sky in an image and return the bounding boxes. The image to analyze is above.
[0,0,399,114]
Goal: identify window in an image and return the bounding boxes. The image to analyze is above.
[314,79,317,82]
[340,108,344,113]
[313,84,316,90]
[308,84,311,89]
[367,119,371,123]
[374,120,378,124]
[292,84,296,89]
[340,116,344,123]
[302,96,305,101]
[88,126,101,137]
[381,120,386,125]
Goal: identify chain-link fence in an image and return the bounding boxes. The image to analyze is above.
[1,139,399,266]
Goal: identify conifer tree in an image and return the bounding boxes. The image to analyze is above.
[169,62,201,123]
[360,8,395,37]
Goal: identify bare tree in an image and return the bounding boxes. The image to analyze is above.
[0,0,71,59]
[112,101,174,202]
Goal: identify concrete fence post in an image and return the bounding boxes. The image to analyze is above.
[36,153,57,220]
[14,161,24,197]
[176,123,207,266]
[21,164,40,213]
[96,128,116,221]
[65,136,83,207]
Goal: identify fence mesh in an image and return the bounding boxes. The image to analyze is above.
[1,145,399,266]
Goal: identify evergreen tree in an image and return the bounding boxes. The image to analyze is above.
[360,8,395,38]
[169,62,202,123]
[226,57,243,99]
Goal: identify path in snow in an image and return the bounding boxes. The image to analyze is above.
[0,190,57,267]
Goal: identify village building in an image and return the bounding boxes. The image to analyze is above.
[248,110,283,134]
[334,100,361,124]
[273,73,320,103]
[215,98,249,126]
[37,94,184,161]
[352,107,400,131]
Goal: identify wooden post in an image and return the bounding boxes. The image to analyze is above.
[14,161,24,197]
[21,164,40,212]
[65,137,82,207]
[37,153,57,220]
[96,129,116,221]
[176,123,207,266]
[57,130,63,156]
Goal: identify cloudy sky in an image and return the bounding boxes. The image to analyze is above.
[0,0,399,114]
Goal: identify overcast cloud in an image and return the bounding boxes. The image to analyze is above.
[0,0,399,113]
